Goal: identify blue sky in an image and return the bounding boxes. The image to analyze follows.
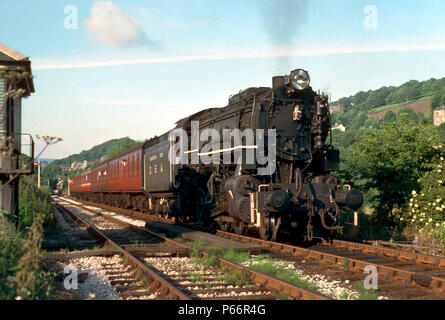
[1,0,445,158]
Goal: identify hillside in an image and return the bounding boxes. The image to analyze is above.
[368,97,432,120]
[42,137,139,189]
[332,77,445,114]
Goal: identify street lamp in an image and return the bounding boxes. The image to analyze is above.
[34,135,63,188]
[0,134,63,193]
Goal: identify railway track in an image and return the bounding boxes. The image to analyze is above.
[52,198,329,300]
[217,232,445,299]
[58,196,445,299]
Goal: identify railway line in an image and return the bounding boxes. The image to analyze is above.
[50,198,329,300]
[53,196,445,300]
[53,195,445,299]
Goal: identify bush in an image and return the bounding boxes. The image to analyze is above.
[339,115,441,231]
[400,146,445,245]
[18,176,53,230]
[0,214,52,300]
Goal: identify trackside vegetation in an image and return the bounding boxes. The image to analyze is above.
[0,173,54,300]
[336,114,445,245]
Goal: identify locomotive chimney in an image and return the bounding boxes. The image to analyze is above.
[272,76,285,89]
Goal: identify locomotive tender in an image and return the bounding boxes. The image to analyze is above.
[70,69,363,241]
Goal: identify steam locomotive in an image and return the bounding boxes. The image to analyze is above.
[70,69,363,241]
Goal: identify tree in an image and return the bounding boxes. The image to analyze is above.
[397,108,418,123]
[356,112,369,128]
[383,110,397,123]
[339,115,441,229]
[432,93,442,108]
[438,123,445,141]
[107,137,140,158]
[336,96,351,110]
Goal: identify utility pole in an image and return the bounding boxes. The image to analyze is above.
[36,162,40,188]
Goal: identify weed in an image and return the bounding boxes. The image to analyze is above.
[191,237,207,249]
[248,261,318,292]
[221,249,250,264]
[273,291,289,300]
[356,282,379,300]
[340,258,350,270]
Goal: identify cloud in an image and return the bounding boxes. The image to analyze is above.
[85,0,155,48]
[33,40,445,70]
[162,20,215,28]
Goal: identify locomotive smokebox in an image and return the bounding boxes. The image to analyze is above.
[272,76,285,89]
[336,189,364,211]
[266,190,290,211]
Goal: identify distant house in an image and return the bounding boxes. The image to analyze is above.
[71,160,88,170]
[60,160,88,172]
[332,124,346,132]
[330,103,344,114]
[60,165,71,172]
[434,106,445,126]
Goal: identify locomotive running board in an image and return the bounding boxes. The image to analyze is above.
[209,208,226,219]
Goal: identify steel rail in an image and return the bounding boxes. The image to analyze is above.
[62,196,445,295]
[330,239,445,268]
[216,231,445,294]
[54,202,191,300]
[64,196,445,269]
[56,199,330,300]
[61,197,174,225]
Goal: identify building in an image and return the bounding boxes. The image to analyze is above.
[0,43,35,224]
[330,103,344,114]
[71,160,88,170]
[434,106,445,126]
[60,160,89,172]
[332,124,346,132]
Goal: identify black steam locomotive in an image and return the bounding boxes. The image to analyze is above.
[170,69,363,241]
[71,69,363,242]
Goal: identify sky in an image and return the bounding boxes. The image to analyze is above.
[1,0,445,159]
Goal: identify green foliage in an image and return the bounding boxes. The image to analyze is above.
[332,77,444,114]
[0,214,52,300]
[355,282,379,300]
[397,108,419,123]
[383,110,397,123]
[107,138,140,158]
[18,176,53,230]
[339,115,441,231]
[248,261,318,292]
[401,147,445,245]
[438,123,445,141]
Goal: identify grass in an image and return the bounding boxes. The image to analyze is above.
[368,95,433,114]
[0,214,53,300]
[247,261,318,292]
[339,258,350,270]
[190,237,208,249]
[192,244,320,292]
[355,282,379,300]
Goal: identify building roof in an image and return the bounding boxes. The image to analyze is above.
[0,43,35,95]
[434,106,445,111]
[0,43,28,61]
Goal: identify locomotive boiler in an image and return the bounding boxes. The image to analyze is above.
[70,69,363,242]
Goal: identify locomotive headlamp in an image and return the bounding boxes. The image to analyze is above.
[289,69,310,90]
